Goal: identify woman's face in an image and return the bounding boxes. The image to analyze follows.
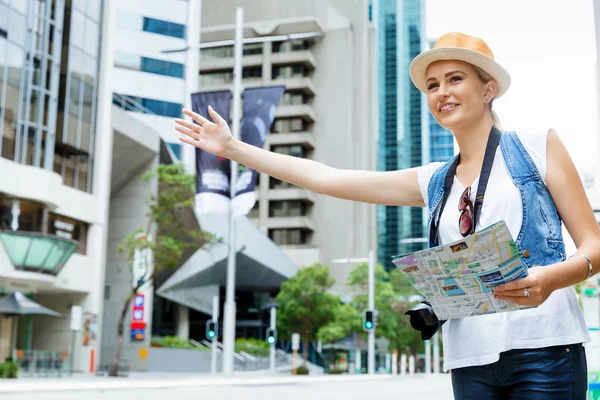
[425,60,493,131]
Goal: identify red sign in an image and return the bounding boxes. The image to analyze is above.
[130,294,146,341]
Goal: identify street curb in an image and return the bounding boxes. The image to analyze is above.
[0,374,417,393]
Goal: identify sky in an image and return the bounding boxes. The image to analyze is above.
[426,0,599,177]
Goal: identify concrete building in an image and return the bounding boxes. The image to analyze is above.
[194,0,378,299]
[0,0,169,374]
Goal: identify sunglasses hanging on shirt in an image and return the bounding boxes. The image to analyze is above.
[430,126,502,247]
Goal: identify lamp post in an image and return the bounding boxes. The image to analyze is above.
[161,9,322,377]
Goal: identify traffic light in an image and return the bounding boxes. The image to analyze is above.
[266,327,277,345]
[206,319,217,340]
[363,309,375,332]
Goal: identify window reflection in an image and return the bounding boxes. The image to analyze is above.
[0,198,44,233]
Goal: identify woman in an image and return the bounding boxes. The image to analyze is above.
[175,32,600,398]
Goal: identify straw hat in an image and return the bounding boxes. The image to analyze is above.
[409,32,511,98]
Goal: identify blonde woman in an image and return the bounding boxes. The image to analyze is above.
[175,32,600,399]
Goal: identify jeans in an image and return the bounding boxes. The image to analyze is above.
[451,344,587,399]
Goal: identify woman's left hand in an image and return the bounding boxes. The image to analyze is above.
[493,266,556,307]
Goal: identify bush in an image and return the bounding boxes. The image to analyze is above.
[235,338,270,357]
[327,367,344,374]
[0,361,18,378]
[151,336,205,350]
[295,365,309,375]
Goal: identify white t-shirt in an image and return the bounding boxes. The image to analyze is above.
[417,130,590,372]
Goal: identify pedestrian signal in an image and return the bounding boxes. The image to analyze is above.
[266,328,277,345]
[206,319,217,340]
[363,309,375,332]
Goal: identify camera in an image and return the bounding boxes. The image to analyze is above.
[405,301,446,341]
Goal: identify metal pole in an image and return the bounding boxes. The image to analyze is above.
[211,295,219,375]
[69,330,75,377]
[222,7,244,376]
[433,331,440,373]
[368,249,375,375]
[269,307,276,373]
[425,339,431,374]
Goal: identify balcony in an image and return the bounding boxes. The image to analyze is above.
[275,104,315,123]
[0,231,78,277]
[267,187,315,203]
[266,216,314,231]
[199,54,263,73]
[266,132,315,149]
[270,50,317,69]
[271,77,316,96]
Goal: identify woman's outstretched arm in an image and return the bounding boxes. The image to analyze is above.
[176,107,425,207]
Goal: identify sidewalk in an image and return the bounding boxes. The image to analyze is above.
[0,372,440,393]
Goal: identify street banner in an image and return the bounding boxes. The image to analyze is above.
[232,86,285,216]
[191,90,232,214]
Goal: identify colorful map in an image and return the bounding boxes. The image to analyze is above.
[392,221,530,320]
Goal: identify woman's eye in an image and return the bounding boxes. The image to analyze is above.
[427,83,438,91]
[450,75,463,83]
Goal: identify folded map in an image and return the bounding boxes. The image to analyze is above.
[392,221,531,320]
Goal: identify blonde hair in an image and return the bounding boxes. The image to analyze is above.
[472,65,503,131]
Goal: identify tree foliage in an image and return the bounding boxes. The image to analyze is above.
[110,164,213,376]
[275,264,342,366]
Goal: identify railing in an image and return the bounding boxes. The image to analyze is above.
[111,93,180,164]
[12,349,69,377]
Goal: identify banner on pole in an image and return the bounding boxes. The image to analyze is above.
[192,86,284,216]
[233,86,285,216]
[191,90,232,214]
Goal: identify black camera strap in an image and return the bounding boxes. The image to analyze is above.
[430,126,502,247]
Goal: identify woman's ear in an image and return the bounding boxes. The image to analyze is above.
[485,80,498,101]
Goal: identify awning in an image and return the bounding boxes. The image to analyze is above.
[0,231,78,276]
[157,212,298,313]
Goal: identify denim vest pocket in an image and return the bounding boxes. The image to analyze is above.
[546,238,566,261]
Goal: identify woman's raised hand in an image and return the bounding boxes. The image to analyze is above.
[175,106,233,157]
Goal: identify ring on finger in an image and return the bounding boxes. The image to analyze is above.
[523,288,530,297]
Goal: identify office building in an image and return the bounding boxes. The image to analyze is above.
[153,0,378,342]
[372,0,428,267]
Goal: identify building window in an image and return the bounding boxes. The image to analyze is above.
[272,145,306,158]
[142,17,185,39]
[271,118,306,133]
[0,197,44,233]
[200,43,263,59]
[199,67,262,86]
[268,228,308,245]
[269,200,307,217]
[272,64,307,80]
[114,52,185,79]
[280,91,306,105]
[272,40,311,53]
[48,213,88,255]
[112,93,183,118]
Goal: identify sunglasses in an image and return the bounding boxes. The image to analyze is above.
[458,187,475,237]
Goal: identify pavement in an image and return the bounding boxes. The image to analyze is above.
[0,372,454,399]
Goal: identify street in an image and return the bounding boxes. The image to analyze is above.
[0,374,453,400]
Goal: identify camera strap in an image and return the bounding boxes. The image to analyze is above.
[429,126,502,247]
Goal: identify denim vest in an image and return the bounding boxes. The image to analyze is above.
[427,131,566,268]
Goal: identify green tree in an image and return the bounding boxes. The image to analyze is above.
[346,263,399,340]
[109,164,213,377]
[346,264,425,356]
[275,264,341,367]
[317,303,358,368]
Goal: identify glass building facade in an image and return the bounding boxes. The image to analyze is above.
[429,112,454,162]
[0,0,102,193]
[373,0,428,268]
